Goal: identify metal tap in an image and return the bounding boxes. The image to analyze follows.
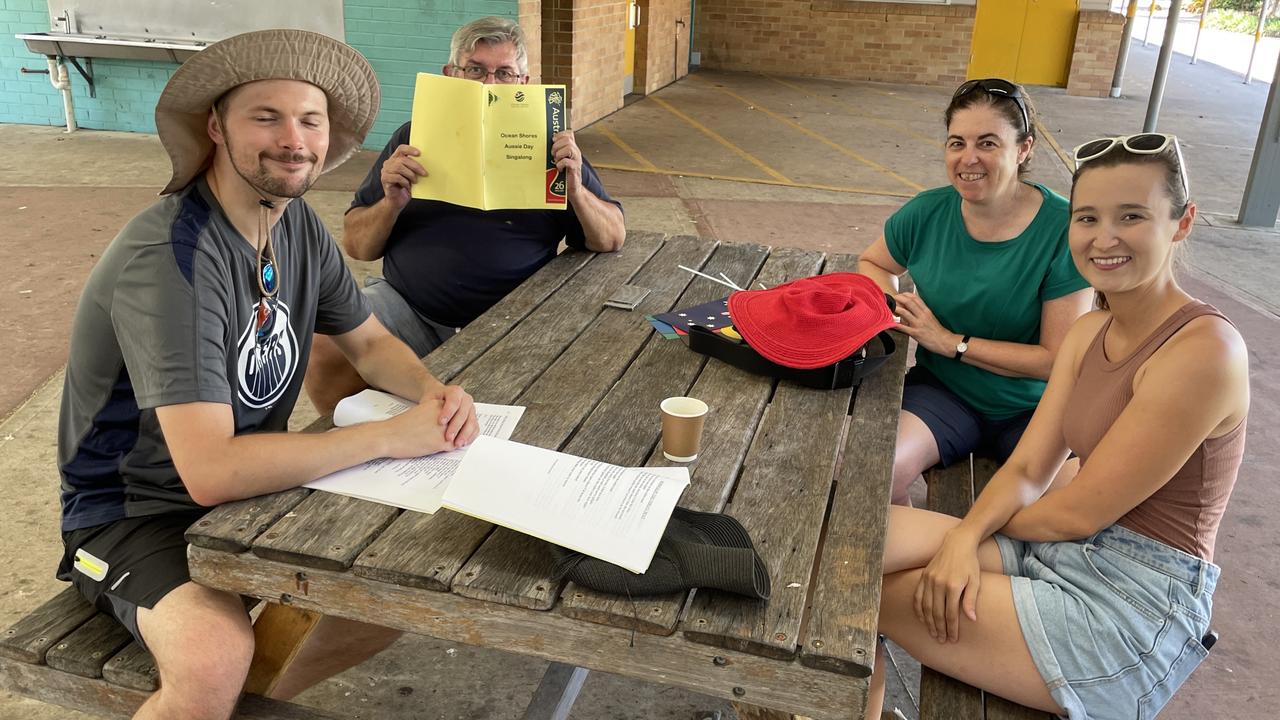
[54,9,74,34]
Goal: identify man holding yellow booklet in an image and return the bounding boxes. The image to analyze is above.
[305,17,625,414]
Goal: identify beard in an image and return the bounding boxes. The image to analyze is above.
[224,134,320,199]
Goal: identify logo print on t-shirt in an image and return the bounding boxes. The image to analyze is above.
[236,299,298,409]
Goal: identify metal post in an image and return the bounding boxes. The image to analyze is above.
[1143,0,1159,46]
[1143,0,1182,131]
[1238,57,1280,227]
[1191,0,1211,64]
[1112,0,1142,97]
[522,664,589,720]
[1243,0,1270,83]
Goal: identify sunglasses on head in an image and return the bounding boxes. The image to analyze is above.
[1073,133,1190,200]
[953,78,1030,135]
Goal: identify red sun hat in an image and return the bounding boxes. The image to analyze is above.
[727,272,896,369]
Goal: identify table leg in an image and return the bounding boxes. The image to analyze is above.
[522,662,590,720]
[243,603,323,697]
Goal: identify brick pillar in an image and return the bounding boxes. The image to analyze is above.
[639,0,692,93]
[541,0,628,126]
[541,0,572,92]
[519,0,543,82]
[1067,10,1126,97]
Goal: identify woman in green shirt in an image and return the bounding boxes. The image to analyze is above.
[858,79,1092,506]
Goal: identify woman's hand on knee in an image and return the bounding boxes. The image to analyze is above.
[915,529,982,643]
[893,293,959,357]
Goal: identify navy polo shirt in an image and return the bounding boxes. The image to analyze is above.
[350,121,621,328]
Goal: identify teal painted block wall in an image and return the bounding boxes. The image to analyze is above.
[0,0,518,150]
[346,0,520,151]
[0,0,170,132]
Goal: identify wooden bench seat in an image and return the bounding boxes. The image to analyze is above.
[0,586,337,719]
[919,457,1055,720]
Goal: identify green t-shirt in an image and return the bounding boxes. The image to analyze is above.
[884,183,1088,420]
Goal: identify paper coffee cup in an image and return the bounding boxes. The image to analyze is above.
[661,396,709,462]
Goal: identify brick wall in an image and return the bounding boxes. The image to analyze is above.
[542,0,572,96]
[542,0,628,127]
[1066,10,1125,98]
[694,0,974,86]
[518,0,543,81]
[0,0,522,149]
[638,0,692,93]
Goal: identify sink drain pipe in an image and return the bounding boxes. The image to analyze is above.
[46,57,78,133]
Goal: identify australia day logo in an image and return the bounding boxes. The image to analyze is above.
[514,91,526,103]
[235,299,299,409]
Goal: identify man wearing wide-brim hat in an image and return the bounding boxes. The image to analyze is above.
[55,29,478,717]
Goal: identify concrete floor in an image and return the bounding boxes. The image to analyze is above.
[1,37,1278,720]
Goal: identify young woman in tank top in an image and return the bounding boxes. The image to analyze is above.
[862,135,1250,720]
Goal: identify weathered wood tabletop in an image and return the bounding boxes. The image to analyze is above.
[186,232,909,719]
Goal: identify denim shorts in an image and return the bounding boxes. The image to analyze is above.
[995,524,1218,720]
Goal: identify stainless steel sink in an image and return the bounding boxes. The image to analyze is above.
[15,32,205,63]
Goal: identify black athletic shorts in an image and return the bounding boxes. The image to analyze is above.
[57,511,205,650]
[900,366,1034,467]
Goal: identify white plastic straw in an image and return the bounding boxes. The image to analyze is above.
[718,272,744,290]
[677,265,739,291]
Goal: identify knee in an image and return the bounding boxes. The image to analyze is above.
[182,613,254,679]
[152,610,255,716]
[891,454,924,505]
[306,333,348,376]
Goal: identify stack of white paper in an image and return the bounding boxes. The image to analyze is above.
[308,391,691,573]
[304,390,525,514]
[442,436,690,573]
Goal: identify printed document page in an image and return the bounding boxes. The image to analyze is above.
[305,391,525,514]
[481,84,568,209]
[331,388,415,427]
[442,436,690,573]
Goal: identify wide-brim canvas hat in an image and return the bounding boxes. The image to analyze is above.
[727,272,896,370]
[155,29,380,195]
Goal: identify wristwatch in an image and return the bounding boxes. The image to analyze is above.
[955,334,972,360]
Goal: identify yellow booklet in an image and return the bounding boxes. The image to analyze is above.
[408,73,569,211]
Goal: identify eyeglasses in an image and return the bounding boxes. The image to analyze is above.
[456,65,524,84]
[1073,133,1190,199]
[953,78,1030,135]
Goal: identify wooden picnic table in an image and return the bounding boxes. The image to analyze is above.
[184,232,909,720]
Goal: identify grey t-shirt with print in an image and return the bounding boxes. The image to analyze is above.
[58,178,370,531]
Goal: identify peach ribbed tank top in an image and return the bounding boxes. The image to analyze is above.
[1062,302,1245,560]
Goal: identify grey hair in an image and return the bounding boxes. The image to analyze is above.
[450,16,528,75]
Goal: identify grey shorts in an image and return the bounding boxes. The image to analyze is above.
[363,277,459,358]
[995,524,1218,720]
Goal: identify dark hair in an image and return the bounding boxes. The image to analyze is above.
[944,82,1037,176]
[1070,144,1192,310]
